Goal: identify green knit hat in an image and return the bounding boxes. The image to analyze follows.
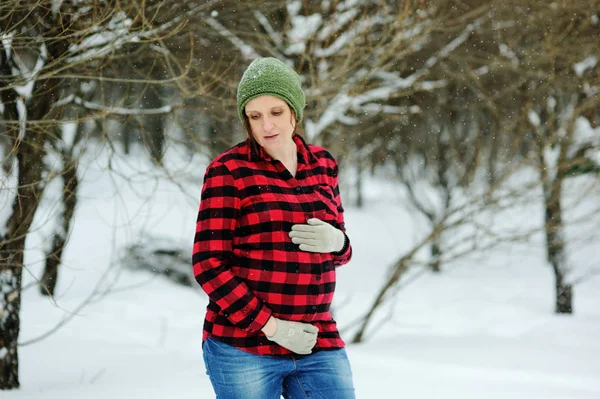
[237,57,305,123]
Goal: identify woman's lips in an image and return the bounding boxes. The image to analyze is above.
[264,134,279,140]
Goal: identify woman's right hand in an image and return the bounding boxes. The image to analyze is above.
[263,317,319,355]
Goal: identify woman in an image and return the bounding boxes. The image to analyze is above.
[193,57,355,399]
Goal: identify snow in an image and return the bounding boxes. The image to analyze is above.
[547,96,556,111]
[583,82,599,98]
[51,0,64,16]
[16,98,26,141]
[67,12,137,64]
[314,16,386,58]
[499,43,519,66]
[528,110,541,127]
[337,0,361,12]
[203,16,259,60]
[55,95,175,116]
[306,93,352,140]
[61,122,79,149]
[7,141,600,399]
[0,148,17,237]
[7,41,47,100]
[361,103,420,115]
[570,116,600,164]
[254,11,283,47]
[316,9,359,41]
[306,16,485,140]
[573,56,597,77]
[424,19,484,70]
[64,4,213,64]
[1,30,13,58]
[542,145,560,182]
[286,13,322,55]
[418,79,448,91]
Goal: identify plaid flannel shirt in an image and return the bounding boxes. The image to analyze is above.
[193,134,352,356]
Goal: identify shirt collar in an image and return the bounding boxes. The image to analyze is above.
[247,134,318,165]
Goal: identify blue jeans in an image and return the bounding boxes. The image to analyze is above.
[202,338,356,399]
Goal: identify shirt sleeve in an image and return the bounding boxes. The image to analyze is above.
[330,161,352,267]
[192,161,272,332]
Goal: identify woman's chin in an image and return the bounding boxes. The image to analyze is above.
[260,137,284,149]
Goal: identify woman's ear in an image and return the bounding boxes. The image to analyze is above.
[290,109,297,129]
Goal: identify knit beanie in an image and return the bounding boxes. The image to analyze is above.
[237,57,306,123]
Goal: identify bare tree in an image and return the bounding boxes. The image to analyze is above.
[0,6,70,388]
[385,87,498,272]
[493,0,600,313]
[350,0,600,341]
[1,0,308,388]
[351,173,541,342]
[0,0,200,388]
[39,120,82,296]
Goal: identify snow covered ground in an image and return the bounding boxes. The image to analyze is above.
[5,143,600,399]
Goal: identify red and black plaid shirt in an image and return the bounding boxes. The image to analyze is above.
[192,134,352,356]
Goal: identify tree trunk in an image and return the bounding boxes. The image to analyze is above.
[0,46,24,391]
[429,240,441,273]
[140,83,165,164]
[555,284,573,314]
[40,152,79,296]
[0,258,22,390]
[0,117,47,390]
[356,158,363,208]
[123,125,132,155]
[542,177,573,314]
[0,24,67,387]
[351,258,409,343]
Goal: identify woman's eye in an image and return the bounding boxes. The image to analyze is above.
[250,115,259,120]
[272,112,282,116]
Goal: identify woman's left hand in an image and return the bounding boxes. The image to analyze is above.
[289,218,345,253]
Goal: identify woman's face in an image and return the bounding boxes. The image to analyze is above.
[244,96,296,154]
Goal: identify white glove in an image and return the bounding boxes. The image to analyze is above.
[289,218,346,253]
[265,318,319,355]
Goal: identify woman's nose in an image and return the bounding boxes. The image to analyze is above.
[263,117,274,131]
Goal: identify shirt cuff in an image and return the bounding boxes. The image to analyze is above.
[239,303,273,333]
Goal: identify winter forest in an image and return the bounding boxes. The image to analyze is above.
[1,0,599,398]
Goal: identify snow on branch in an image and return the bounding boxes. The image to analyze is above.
[1,30,14,59]
[573,56,597,77]
[203,16,259,60]
[307,14,489,140]
[253,11,282,47]
[314,15,388,58]
[52,0,64,16]
[423,17,487,70]
[66,3,215,64]
[285,13,323,55]
[67,11,137,63]
[316,8,359,41]
[54,95,179,116]
[12,43,48,100]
